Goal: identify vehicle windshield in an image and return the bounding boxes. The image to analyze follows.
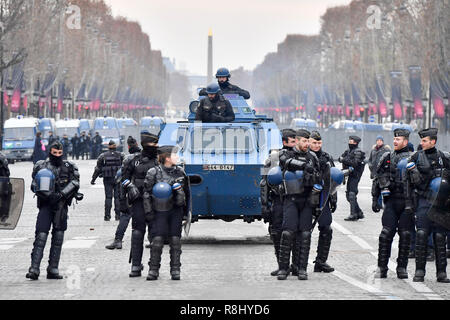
[56,127,79,137]
[188,127,254,154]
[4,128,35,141]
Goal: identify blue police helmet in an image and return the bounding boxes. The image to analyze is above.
[284,170,303,181]
[35,168,55,194]
[430,177,441,194]
[216,67,231,78]
[330,167,345,185]
[397,158,408,176]
[152,182,173,199]
[206,83,221,94]
[267,166,283,186]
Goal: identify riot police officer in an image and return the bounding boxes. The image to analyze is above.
[309,131,336,273]
[371,129,414,279]
[0,152,10,178]
[105,137,141,250]
[261,129,296,276]
[0,152,11,222]
[277,129,322,280]
[368,136,390,179]
[405,128,450,283]
[26,141,81,280]
[339,136,366,221]
[195,83,235,123]
[199,68,250,99]
[91,140,124,221]
[93,132,103,159]
[143,146,191,280]
[121,131,159,277]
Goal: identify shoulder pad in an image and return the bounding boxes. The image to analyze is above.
[65,161,78,170]
[308,151,319,161]
[124,153,139,164]
[34,160,46,169]
[147,167,158,176]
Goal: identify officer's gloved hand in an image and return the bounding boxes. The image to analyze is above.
[372,198,381,213]
[305,163,315,174]
[330,200,337,213]
[90,179,96,185]
[313,207,321,218]
[210,113,224,122]
[405,200,415,215]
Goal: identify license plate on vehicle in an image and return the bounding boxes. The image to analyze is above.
[203,165,235,171]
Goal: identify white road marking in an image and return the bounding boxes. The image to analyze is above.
[0,237,27,250]
[63,239,97,249]
[332,220,442,300]
[0,245,14,250]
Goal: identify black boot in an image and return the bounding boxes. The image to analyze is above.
[277,231,293,280]
[26,232,48,280]
[270,231,281,276]
[47,231,64,280]
[297,231,312,280]
[413,229,428,282]
[345,192,359,221]
[375,228,393,278]
[105,239,122,250]
[129,230,144,277]
[147,236,164,281]
[426,247,435,261]
[169,237,182,280]
[291,232,299,276]
[314,227,334,273]
[433,233,450,283]
[396,231,411,279]
[105,198,112,221]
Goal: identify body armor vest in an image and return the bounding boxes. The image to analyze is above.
[102,151,122,178]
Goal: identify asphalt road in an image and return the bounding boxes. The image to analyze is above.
[0,159,449,300]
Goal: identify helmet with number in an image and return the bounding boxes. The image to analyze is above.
[34,168,55,198]
[267,166,283,186]
[206,83,221,94]
[215,67,231,78]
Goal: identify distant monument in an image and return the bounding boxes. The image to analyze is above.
[207,28,213,85]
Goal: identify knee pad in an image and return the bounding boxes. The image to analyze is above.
[132,229,144,241]
[319,225,332,235]
[416,229,428,241]
[151,236,164,248]
[380,227,394,241]
[51,231,64,245]
[300,230,311,240]
[281,230,294,241]
[169,236,181,248]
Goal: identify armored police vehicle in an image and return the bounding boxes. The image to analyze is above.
[55,119,81,138]
[158,94,282,223]
[94,117,123,152]
[140,116,165,137]
[37,118,56,147]
[2,116,39,162]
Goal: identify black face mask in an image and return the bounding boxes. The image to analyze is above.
[49,153,63,166]
[349,143,358,150]
[209,94,219,103]
[219,80,229,88]
[142,146,158,159]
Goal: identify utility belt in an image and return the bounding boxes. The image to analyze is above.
[102,166,120,178]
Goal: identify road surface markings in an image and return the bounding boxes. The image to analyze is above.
[0,237,27,250]
[332,221,442,300]
[63,236,99,249]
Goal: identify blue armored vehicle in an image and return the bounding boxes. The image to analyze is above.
[158,94,282,223]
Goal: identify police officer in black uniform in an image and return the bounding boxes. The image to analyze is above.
[309,131,337,273]
[195,83,235,123]
[277,129,322,280]
[105,137,142,250]
[0,152,10,178]
[143,146,191,280]
[93,132,103,159]
[199,68,250,99]
[339,136,366,221]
[405,128,450,283]
[26,141,81,280]
[371,129,414,279]
[261,129,297,276]
[91,140,124,221]
[121,131,159,277]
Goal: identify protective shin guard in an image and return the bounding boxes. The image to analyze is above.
[297,231,311,280]
[26,232,48,280]
[169,237,182,280]
[277,231,293,280]
[47,231,65,279]
[433,233,450,283]
[314,228,334,273]
[147,236,164,281]
[129,230,144,277]
[413,229,428,282]
[270,231,281,276]
[375,228,393,278]
[396,231,411,279]
[291,232,300,276]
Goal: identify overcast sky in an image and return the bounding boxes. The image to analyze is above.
[104,0,352,75]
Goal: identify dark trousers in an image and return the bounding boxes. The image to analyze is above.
[346,175,362,215]
[282,195,313,232]
[149,207,184,239]
[103,178,120,218]
[35,203,68,234]
[115,210,132,241]
[131,199,147,234]
[415,197,448,234]
[318,202,332,230]
[382,197,414,233]
[269,196,284,234]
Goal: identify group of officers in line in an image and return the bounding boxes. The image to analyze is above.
[1,65,445,283]
[261,127,450,283]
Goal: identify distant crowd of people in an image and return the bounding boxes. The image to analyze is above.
[32,131,104,163]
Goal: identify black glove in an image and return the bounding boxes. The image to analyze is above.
[372,198,381,213]
[405,200,415,215]
[330,200,337,213]
[313,207,321,218]
[119,199,128,213]
[145,212,155,223]
[305,163,315,174]
[91,179,96,185]
[210,113,224,122]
